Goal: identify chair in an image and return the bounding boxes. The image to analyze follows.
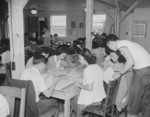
[0,86,26,117]
[2,77,59,117]
[5,63,12,78]
[82,78,121,117]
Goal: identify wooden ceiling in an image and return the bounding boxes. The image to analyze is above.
[24,0,150,12]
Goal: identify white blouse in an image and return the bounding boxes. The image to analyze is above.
[77,64,106,105]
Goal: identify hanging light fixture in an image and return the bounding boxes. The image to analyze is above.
[31,8,37,15]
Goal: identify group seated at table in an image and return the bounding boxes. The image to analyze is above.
[23,32,132,117]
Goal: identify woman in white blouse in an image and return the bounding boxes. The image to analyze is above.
[71,48,106,117]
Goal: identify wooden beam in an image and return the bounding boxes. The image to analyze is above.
[114,0,120,37]
[95,0,115,20]
[118,0,129,11]
[85,0,93,51]
[96,0,128,11]
[8,0,29,79]
[120,0,143,23]
[104,9,115,21]
[96,0,116,8]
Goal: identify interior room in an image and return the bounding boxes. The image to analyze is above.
[0,0,150,117]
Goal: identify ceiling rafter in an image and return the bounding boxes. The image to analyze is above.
[120,0,144,22]
[96,0,129,11]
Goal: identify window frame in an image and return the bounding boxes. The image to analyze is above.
[133,21,148,38]
[50,15,67,37]
[92,14,106,34]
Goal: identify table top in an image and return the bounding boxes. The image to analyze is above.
[45,67,83,93]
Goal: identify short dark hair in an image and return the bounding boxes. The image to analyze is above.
[33,55,47,65]
[110,50,126,63]
[115,51,126,63]
[106,34,119,44]
[41,47,50,55]
[92,41,99,49]
[80,48,96,64]
[104,46,113,55]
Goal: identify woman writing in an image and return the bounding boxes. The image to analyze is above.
[71,48,106,117]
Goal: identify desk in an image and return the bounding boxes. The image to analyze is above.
[46,68,83,117]
[52,85,80,117]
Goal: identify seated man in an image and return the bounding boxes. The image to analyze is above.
[21,55,59,116]
[26,47,50,68]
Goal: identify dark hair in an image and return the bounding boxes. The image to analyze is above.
[111,50,126,63]
[80,48,96,64]
[92,34,107,49]
[55,45,68,55]
[92,41,99,49]
[106,34,119,44]
[104,46,113,55]
[41,47,50,55]
[116,51,126,63]
[33,55,47,65]
[29,38,36,42]
[54,34,58,37]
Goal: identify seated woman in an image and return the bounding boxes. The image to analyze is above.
[103,51,133,111]
[110,50,126,70]
[61,48,81,69]
[71,48,106,117]
[45,49,67,70]
[26,47,50,68]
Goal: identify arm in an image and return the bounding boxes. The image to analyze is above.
[42,78,59,98]
[112,47,134,79]
[119,47,134,74]
[76,82,93,91]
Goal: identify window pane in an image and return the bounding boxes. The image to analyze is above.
[50,15,66,37]
[93,14,106,34]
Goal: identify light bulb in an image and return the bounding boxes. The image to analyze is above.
[31,8,37,14]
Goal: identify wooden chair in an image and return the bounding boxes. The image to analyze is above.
[5,63,12,78]
[0,86,26,117]
[82,78,121,117]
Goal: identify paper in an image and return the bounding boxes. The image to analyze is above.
[45,76,54,88]
[55,79,75,91]
[103,67,114,84]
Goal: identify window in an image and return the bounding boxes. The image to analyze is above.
[133,21,147,38]
[50,15,66,37]
[92,14,106,34]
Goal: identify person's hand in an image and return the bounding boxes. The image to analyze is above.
[112,72,121,79]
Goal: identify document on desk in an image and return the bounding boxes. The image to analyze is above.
[55,79,75,91]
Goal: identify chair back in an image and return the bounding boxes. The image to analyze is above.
[0,86,26,117]
[103,78,121,117]
[5,63,12,78]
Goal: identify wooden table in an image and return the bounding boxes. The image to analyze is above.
[46,68,83,117]
[52,85,80,117]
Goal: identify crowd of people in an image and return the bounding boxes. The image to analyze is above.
[1,26,150,117]
[22,28,150,117]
